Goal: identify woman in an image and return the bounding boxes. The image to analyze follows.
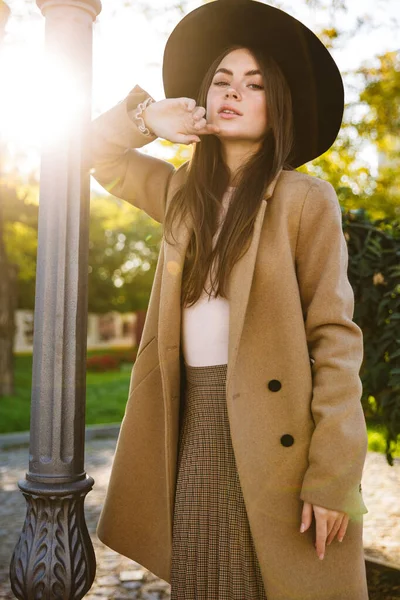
[90,2,369,599]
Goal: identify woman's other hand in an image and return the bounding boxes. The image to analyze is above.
[300,501,349,560]
[142,97,221,145]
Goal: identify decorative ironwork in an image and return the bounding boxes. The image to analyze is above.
[10,479,95,600]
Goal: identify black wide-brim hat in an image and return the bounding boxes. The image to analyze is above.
[162,0,344,168]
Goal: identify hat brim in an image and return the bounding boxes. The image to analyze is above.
[162,0,344,168]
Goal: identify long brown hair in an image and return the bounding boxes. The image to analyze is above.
[164,45,294,308]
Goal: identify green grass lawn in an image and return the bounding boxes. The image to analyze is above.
[1,353,399,458]
[0,352,132,434]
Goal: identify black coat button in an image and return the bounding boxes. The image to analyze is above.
[268,379,281,392]
[280,434,294,447]
[359,483,362,493]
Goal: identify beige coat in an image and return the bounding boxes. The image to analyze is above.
[90,85,370,600]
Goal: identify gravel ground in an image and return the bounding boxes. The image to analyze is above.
[0,438,399,599]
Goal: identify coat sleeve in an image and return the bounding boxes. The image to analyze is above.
[295,179,369,519]
[89,84,175,224]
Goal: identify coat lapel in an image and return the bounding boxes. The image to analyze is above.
[158,168,283,399]
[225,198,267,394]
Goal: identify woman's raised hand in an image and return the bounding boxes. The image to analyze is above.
[142,97,221,145]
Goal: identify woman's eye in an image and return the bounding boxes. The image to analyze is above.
[213,81,264,89]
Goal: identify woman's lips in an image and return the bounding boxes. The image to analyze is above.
[218,112,242,119]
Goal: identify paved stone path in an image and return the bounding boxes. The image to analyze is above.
[0,438,399,599]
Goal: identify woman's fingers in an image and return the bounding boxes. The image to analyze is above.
[173,121,220,144]
[300,501,313,533]
[192,106,206,121]
[165,100,221,143]
[337,514,349,542]
[193,117,207,129]
[183,98,197,112]
[326,516,343,545]
[187,105,221,132]
[313,505,348,558]
[301,502,348,558]
[188,113,220,134]
[315,511,328,560]
[144,98,220,144]
[193,121,221,135]
[175,133,201,145]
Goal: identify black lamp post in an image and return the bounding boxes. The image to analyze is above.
[9,0,101,597]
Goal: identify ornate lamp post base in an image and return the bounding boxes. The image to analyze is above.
[10,477,96,600]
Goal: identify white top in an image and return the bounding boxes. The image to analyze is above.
[181,187,235,367]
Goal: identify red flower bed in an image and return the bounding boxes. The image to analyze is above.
[86,348,138,372]
[86,354,120,372]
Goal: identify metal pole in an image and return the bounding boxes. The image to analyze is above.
[10,0,101,597]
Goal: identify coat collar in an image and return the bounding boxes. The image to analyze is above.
[158,167,283,395]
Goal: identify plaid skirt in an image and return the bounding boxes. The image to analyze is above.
[170,362,268,600]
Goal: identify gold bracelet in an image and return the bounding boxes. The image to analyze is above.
[133,97,156,137]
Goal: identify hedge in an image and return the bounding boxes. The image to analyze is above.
[344,207,400,465]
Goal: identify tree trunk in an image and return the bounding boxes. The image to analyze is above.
[0,1,15,397]
[0,191,17,396]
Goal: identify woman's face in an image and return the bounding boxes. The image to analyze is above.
[206,48,267,143]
